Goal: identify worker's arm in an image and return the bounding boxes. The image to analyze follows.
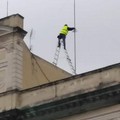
[68,27,75,31]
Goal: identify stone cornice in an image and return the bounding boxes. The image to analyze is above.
[0,84,120,120]
[0,26,27,37]
[21,84,120,120]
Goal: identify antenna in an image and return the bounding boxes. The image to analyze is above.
[29,28,33,51]
[74,0,77,74]
[7,0,8,16]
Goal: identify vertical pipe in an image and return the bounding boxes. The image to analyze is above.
[74,0,76,74]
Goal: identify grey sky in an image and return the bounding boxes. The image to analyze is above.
[1,0,120,74]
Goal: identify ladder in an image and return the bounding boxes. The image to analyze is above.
[53,46,61,66]
[64,49,76,75]
[53,42,76,75]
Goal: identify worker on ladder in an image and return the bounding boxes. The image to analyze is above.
[57,24,75,50]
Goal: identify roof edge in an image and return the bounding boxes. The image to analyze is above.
[21,62,120,93]
[0,14,24,21]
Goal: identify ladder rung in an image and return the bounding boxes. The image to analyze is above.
[52,45,61,66]
[67,58,71,61]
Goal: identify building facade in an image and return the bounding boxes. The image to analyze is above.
[0,14,120,120]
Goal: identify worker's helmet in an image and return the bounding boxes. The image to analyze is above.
[64,24,68,26]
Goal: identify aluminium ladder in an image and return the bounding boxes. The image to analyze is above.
[53,46,61,66]
[64,49,76,75]
[53,42,76,75]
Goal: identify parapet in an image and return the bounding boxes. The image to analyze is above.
[0,14,24,28]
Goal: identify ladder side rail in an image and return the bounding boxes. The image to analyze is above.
[53,47,61,66]
[64,49,76,74]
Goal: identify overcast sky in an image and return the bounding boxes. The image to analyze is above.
[1,0,120,74]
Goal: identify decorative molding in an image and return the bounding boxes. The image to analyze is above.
[0,26,13,37]
[21,84,120,120]
[0,84,120,120]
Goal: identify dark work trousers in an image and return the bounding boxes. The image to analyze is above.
[57,34,66,49]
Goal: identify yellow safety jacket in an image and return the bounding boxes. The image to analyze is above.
[60,26,68,35]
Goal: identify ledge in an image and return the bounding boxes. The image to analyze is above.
[21,83,120,120]
[0,84,120,120]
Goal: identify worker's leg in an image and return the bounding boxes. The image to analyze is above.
[63,36,66,50]
[57,34,62,48]
[58,39,61,47]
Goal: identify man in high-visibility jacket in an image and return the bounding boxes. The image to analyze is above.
[57,24,75,49]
